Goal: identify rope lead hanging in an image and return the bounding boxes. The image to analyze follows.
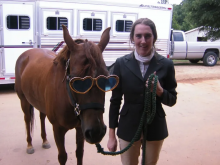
[95,74,158,165]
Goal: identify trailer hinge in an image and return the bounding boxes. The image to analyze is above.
[0,27,3,31]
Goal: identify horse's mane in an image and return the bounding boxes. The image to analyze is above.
[54,39,105,76]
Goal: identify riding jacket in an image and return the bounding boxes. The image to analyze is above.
[109,52,177,141]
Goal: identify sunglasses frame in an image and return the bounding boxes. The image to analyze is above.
[69,75,119,94]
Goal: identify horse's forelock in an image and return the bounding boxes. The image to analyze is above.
[85,41,97,70]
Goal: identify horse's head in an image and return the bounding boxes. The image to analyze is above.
[59,25,114,144]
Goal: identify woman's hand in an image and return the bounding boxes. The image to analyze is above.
[146,71,163,97]
[107,128,117,152]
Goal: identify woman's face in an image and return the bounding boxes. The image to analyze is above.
[132,24,154,57]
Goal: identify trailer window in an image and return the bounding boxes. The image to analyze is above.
[116,20,133,32]
[83,18,102,31]
[173,32,184,41]
[7,15,30,29]
[47,17,68,30]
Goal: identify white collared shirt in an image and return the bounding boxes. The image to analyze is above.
[138,61,149,78]
[134,50,154,78]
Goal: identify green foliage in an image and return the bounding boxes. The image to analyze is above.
[172,3,196,31]
[184,0,220,41]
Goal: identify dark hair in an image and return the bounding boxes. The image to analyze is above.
[129,18,158,46]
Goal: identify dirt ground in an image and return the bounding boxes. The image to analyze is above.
[1,60,220,165]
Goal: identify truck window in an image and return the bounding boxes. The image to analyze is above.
[116,20,133,32]
[7,15,30,30]
[173,32,184,41]
[83,18,102,31]
[47,17,68,30]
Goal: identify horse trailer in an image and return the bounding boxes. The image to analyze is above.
[0,0,173,84]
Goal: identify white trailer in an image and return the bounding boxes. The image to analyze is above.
[0,0,173,84]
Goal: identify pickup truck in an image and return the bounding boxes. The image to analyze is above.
[169,30,220,66]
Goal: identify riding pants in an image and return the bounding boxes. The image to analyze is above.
[119,138,164,165]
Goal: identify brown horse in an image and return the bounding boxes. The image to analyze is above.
[15,25,111,165]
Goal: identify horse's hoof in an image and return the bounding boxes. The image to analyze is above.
[42,141,51,149]
[26,147,35,154]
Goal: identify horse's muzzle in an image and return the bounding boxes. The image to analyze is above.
[84,124,106,144]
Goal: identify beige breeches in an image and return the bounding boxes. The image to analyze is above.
[119,138,164,165]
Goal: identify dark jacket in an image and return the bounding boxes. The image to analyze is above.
[109,52,177,141]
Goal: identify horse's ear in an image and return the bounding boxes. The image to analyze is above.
[62,25,77,51]
[98,27,111,52]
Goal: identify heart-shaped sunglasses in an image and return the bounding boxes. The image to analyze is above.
[69,75,119,94]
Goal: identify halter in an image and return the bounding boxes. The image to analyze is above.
[64,58,105,116]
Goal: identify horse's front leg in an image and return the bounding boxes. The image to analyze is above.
[76,127,85,165]
[53,125,68,165]
[39,112,51,149]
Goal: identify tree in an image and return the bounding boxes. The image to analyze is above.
[171,4,195,31]
[184,0,220,41]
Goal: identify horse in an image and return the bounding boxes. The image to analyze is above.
[15,25,115,165]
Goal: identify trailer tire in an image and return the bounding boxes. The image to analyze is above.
[189,59,200,64]
[203,51,218,66]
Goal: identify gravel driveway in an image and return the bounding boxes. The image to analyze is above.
[174,60,220,82]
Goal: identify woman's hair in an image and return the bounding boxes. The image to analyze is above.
[129,18,158,46]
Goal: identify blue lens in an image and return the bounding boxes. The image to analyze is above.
[97,77,117,91]
[72,79,92,92]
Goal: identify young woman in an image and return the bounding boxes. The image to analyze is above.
[107,18,177,165]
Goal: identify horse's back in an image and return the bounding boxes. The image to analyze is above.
[16,48,56,66]
[16,48,54,81]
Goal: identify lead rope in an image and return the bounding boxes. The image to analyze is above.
[95,74,158,165]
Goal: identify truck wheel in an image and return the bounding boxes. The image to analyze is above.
[189,59,200,63]
[203,51,218,66]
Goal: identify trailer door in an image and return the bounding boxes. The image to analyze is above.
[39,8,73,50]
[172,31,187,59]
[2,3,35,77]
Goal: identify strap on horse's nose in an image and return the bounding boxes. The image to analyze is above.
[79,103,104,111]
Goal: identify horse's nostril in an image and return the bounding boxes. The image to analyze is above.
[85,129,92,139]
[84,126,106,143]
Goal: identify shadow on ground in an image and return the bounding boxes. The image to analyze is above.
[0,84,15,93]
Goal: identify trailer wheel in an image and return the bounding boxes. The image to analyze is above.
[203,51,218,66]
[189,59,200,63]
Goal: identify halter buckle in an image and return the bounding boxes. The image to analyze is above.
[74,103,81,116]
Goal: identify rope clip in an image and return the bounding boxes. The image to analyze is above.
[74,103,81,116]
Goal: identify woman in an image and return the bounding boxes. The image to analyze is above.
[107,18,177,165]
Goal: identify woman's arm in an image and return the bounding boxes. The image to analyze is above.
[108,58,123,151]
[159,60,177,107]
[109,58,123,128]
[146,60,177,107]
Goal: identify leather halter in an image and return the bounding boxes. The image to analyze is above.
[64,58,105,116]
